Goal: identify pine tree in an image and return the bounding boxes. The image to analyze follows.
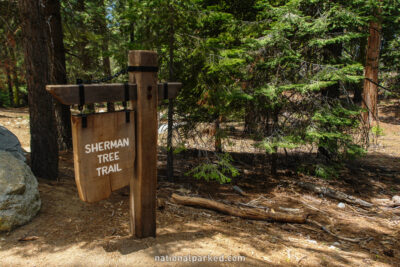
[45,0,72,151]
[19,0,59,179]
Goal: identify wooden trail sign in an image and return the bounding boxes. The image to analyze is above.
[71,111,135,203]
[46,50,181,238]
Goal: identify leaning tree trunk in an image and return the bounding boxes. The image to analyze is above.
[362,20,381,128]
[45,0,72,151]
[19,0,58,179]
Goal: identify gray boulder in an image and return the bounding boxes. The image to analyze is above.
[392,195,400,204]
[0,125,26,162]
[0,151,41,231]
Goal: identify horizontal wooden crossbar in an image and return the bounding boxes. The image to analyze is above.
[46,82,181,105]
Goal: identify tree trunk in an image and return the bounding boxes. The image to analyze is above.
[354,37,368,104]
[321,30,342,99]
[19,0,58,179]
[215,115,222,153]
[5,61,14,107]
[99,0,114,112]
[127,1,135,46]
[9,47,20,106]
[167,5,175,181]
[244,102,258,134]
[45,0,72,151]
[270,109,279,176]
[75,0,95,113]
[130,23,135,45]
[104,47,114,112]
[362,20,381,127]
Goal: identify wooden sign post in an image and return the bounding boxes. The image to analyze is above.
[128,51,158,238]
[46,50,181,238]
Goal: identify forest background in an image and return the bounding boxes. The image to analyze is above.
[1,0,400,182]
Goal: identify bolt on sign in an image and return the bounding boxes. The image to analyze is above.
[47,50,181,238]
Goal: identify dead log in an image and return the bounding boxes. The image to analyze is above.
[297,182,373,208]
[171,194,307,224]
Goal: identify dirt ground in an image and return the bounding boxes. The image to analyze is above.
[0,99,400,267]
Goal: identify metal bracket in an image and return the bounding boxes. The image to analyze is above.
[127,66,158,72]
[77,80,87,129]
[124,82,130,123]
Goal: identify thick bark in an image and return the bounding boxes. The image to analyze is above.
[171,194,307,223]
[362,20,381,127]
[45,0,72,151]
[19,0,58,179]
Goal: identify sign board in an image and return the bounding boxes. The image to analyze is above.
[47,50,182,238]
[71,111,135,203]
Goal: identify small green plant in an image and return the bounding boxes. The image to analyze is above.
[173,143,187,154]
[186,153,239,184]
[345,144,366,160]
[315,164,338,180]
[371,125,384,137]
[297,164,313,176]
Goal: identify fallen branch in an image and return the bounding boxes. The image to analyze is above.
[232,185,247,196]
[171,194,307,224]
[385,203,400,208]
[306,219,368,243]
[297,182,373,208]
[18,236,39,242]
[237,202,267,210]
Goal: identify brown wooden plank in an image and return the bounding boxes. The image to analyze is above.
[157,82,181,101]
[71,111,135,203]
[46,82,181,105]
[46,83,137,105]
[129,50,158,238]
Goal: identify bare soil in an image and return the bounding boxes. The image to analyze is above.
[0,99,400,267]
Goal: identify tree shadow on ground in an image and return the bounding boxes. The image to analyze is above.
[379,100,400,125]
